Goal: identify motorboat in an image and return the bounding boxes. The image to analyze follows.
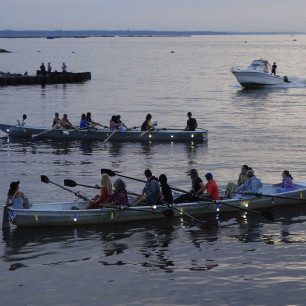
[231,59,291,88]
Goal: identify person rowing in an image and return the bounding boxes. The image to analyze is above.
[130,169,161,206]
[6,181,27,209]
[86,112,100,127]
[61,114,75,129]
[17,114,27,127]
[275,170,294,193]
[141,114,155,131]
[174,169,205,203]
[233,169,262,199]
[79,113,89,129]
[110,115,123,131]
[116,115,128,131]
[103,179,129,208]
[184,112,198,131]
[159,174,173,204]
[52,112,63,129]
[194,172,219,200]
[83,174,113,209]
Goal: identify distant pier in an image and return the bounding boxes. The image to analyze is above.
[0,71,91,86]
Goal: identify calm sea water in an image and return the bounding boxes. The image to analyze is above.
[1,35,306,305]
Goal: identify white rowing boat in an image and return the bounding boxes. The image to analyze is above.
[4,182,306,227]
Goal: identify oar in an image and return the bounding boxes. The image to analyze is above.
[201,198,275,221]
[239,192,306,202]
[138,128,153,138]
[100,168,190,194]
[2,206,10,229]
[32,126,58,139]
[104,129,119,144]
[64,179,98,189]
[41,175,90,201]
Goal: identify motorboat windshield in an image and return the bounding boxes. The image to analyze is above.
[247,59,270,73]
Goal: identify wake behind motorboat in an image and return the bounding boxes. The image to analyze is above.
[231,59,291,88]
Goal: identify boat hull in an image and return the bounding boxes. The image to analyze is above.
[232,70,288,88]
[6,183,306,227]
[0,124,207,142]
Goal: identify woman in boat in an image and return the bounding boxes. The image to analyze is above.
[104,179,129,207]
[233,169,261,199]
[61,114,74,129]
[109,115,122,131]
[83,174,113,209]
[225,165,249,198]
[173,169,205,203]
[275,170,294,193]
[141,113,155,131]
[79,113,88,129]
[52,112,62,129]
[6,181,27,209]
[159,174,173,204]
[116,115,128,131]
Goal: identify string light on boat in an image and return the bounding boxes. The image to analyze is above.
[151,205,157,210]
[180,208,184,215]
[243,201,249,208]
[191,134,194,138]
[73,213,77,222]
[10,211,15,219]
[300,192,303,199]
[111,212,114,219]
[171,135,174,138]
[216,204,220,212]
[35,214,38,221]
[272,197,275,204]
[149,134,152,138]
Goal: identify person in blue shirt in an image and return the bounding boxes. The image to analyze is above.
[79,113,88,129]
[233,170,261,199]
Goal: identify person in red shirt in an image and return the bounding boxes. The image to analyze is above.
[83,174,113,209]
[194,172,219,200]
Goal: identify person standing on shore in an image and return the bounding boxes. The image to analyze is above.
[62,63,67,73]
[48,62,52,76]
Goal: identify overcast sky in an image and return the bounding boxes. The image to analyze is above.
[1,0,306,32]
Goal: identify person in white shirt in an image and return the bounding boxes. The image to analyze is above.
[17,114,27,127]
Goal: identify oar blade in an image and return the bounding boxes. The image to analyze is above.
[101,169,116,176]
[31,135,37,139]
[64,179,77,187]
[41,175,50,184]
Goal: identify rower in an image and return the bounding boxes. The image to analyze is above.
[116,115,128,131]
[141,114,155,131]
[79,113,88,129]
[61,114,74,129]
[86,112,99,127]
[195,172,219,200]
[17,114,27,127]
[52,112,62,129]
[130,169,161,206]
[110,115,122,131]
[184,112,198,131]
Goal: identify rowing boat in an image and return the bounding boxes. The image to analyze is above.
[4,182,306,227]
[0,123,208,142]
